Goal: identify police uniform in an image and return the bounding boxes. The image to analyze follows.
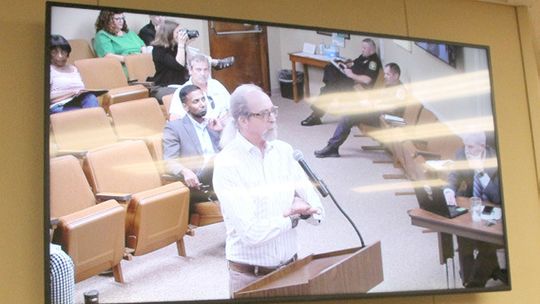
[321,53,382,93]
[307,53,382,121]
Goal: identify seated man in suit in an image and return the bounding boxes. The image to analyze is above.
[169,54,231,121]
[301,38,382,126]
[163,84,222,210]
[314,62,406,157]
[445,132,507,287]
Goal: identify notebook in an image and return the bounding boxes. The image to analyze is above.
[414,185,468,218]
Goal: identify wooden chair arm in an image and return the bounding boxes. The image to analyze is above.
[95,192,132,203]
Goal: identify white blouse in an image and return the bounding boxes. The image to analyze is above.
[50,65,85,96]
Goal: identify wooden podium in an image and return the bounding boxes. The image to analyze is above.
[234,241,383,298]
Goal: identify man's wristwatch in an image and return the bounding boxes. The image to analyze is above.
[290,216,300,229]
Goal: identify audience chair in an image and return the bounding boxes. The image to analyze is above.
[50,107,117,157]
[82,140,190,257]
[109,97,166,160]
[151,136,223,227]
[378,98,424,169]
[124,53,156,84]
[67,39,96,65]
[398,107,463,181]
[74,57,149,112]
[161,93,174,120]
[50,155,125,283]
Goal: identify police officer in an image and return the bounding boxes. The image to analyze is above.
[301,38,382,126]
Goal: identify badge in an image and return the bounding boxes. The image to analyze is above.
[369,61,377,71]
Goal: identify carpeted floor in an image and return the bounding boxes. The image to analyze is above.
[73,91,501,303]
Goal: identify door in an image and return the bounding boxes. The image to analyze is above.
[208,21,270,94]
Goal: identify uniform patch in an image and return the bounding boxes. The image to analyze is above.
[369,61,378,71]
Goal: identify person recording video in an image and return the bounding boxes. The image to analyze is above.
[212,84,325,295]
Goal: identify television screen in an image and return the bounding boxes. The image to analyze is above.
[45,2,510,303]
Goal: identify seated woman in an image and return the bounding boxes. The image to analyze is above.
[93,10,148,64]
[49,35,99,114]
[149,20,193,103]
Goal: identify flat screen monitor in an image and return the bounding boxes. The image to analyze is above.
[45,2,510,303]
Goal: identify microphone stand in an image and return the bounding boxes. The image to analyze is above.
[320,179,365,248]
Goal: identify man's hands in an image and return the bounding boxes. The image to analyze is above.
[343,68,355,79]
[283,196,320,218]
[181,168,201,189]
[207,117,224,132]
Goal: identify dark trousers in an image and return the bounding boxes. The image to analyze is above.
[187,167,217,213]
[311,64,356,118]
[327,113,381,148]
[457,237,499,287]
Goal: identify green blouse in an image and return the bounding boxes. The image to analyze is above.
[93,30,144,57]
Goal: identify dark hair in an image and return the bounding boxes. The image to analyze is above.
[50,35,71,55]
[385,62,401,76]
[362,38,377,50]
[95,10,129,34]
[179,84,202,103]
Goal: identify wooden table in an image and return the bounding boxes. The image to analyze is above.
[408,198,504,246]
[288,52,331,102]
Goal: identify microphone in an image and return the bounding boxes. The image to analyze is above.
[293,150,329,197]
[293,149,365,248]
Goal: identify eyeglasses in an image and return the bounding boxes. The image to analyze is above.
[248,106,278,120]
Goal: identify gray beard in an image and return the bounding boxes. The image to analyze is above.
[263,127,278,142]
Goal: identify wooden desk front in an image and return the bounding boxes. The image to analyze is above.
[288,52,330,102]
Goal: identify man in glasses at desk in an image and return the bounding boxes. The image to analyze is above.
[169,54,231,122]
[445,132,506,288]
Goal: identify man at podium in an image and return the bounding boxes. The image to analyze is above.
[213,84,325,295]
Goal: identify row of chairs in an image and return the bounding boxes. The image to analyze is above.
[49,97,222,224]
[360,97,465,184]
[67,38,156,113]
[50,140,190,283]
[68,38,156,84]
[49,99,223,283]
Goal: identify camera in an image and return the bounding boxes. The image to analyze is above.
[185,29,199,39]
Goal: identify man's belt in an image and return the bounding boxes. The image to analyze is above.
[228,254,298,276]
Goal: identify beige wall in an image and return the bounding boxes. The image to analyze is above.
[1,0,539,303]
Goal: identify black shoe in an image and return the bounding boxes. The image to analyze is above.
[314,145,340,158]
[301,113,322,126]
[213,56,235,70]
[491,268,508,284]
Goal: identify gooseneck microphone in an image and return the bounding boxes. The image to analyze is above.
[293,150,365,248]
[293,150,329,197]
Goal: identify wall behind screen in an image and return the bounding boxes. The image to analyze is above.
[1,1,539,304]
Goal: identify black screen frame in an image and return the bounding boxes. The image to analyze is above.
[44,1,511,303]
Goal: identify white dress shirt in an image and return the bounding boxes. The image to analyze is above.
[186,114,215,170]
[169,78,230,119]
[213,133,324,267]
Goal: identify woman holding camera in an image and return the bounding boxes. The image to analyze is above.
[150,20,194,102]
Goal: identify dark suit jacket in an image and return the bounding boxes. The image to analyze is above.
[162,115,220,180]
[446,146,501,204]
